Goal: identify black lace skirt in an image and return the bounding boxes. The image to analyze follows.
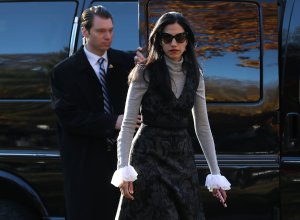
[115,124,206,220]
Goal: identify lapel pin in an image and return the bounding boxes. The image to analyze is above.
[109,64,114,69]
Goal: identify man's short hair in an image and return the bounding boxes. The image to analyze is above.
[81,5,113,32]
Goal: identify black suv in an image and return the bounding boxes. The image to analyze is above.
[0,0,299,219]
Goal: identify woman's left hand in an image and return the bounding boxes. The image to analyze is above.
[119,181,134,200]
[212,188,227,207]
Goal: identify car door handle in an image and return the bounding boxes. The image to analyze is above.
[285,112,300,148]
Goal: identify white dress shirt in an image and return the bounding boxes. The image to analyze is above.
[84,46,108,80]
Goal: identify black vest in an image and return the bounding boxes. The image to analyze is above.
[141,65,196,129]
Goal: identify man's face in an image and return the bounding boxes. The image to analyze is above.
[82,16,113,56]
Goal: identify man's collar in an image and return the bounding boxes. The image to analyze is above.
[84,46,108,64]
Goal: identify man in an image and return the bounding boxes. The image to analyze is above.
[51,5,136,220]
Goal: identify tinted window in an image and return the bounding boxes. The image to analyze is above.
[284,0,300,104]
[0,2,77,99]
[92,1,139,53]
[289,1,300,104]
[147,1,261,102]
[288,1,300,44]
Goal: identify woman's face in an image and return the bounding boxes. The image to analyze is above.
[160,22,188,61]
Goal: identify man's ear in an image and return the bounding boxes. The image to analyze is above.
[81,26,88,38]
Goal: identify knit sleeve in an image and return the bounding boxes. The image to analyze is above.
[111,65,148,187]
[192,77,231,191]
[192,77,220,174]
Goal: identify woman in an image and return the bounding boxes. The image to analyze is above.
[111,11,231,219]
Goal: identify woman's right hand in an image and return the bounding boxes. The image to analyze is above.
[119,181,134,200]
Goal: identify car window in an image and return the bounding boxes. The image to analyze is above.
[92,1,139,53]
[147,1,261,102]
[289,0,300,104]
[282,1,300,104]
[0,2,77,99]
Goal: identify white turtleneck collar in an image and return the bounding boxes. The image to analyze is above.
[164,55,183,74]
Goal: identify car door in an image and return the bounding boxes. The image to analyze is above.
[140,0,280,219]
[0,0,83,217]
[280,0,300,219]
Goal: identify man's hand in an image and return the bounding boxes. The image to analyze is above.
[136,115,142,128]
[115,115,142,130]
[115,115,124,130]
[134,47,146,64]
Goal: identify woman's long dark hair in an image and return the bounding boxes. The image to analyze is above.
[130,12,201,99]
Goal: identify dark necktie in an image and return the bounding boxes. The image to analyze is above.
[98,57,113,114]
[98,57,116,150]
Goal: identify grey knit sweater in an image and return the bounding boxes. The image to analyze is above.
[116,55,220,175]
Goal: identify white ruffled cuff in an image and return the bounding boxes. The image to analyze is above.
[205,174,231,191]
[111,165,138,187]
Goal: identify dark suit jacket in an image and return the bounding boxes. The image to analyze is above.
[51,46,135,220]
